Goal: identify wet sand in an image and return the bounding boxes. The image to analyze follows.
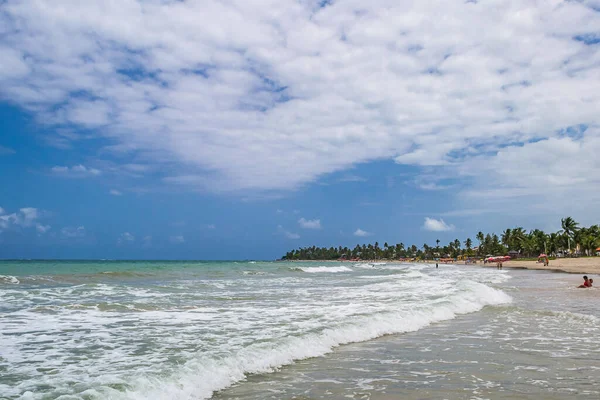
[478,257,600,275]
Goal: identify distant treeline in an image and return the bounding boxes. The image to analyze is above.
[282,217,600,261]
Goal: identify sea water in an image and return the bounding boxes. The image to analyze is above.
[0,261,598,399]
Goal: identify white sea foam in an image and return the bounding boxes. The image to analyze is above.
[120,281,511,400]
[299,266,352,273]
[0,275,20,284]
[1,262,513,399]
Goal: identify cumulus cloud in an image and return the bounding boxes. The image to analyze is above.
[61,226,86,238]
[277,225,300,239]
[0,207,49,234]
[423,217,454,232]
[1,0,600,219]
[51,165,101,178]
[170,235,185,244]
[354,228,372,237]
[109,189,123,196]
[36,224,51,234]
[298,218,321,229]
[118,232,135,244]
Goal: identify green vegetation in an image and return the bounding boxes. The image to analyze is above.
[282,217,600,261]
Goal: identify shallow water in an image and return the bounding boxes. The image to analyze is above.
[215,269,600,400]
[0,261,598,399]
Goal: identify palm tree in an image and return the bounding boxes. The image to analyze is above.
[581,234,598,256]
[561,217,579,254]
[511,227,526,253]
[464,238,473,256]
[501,228,512,249]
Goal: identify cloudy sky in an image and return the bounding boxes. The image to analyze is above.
[2,0,600,259]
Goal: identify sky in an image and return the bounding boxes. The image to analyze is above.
[1,0,600,260]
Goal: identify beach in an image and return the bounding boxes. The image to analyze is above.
[1,260,599,399]
[478,257,600,275]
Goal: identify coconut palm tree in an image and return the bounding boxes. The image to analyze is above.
[580,234,598,256]
[511,227,526,253]
[464,237,473,256]
[501,228,512,249]
[476,232,484,255]
[561,217,579,254]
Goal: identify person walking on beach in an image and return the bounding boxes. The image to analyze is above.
[578,276,590,288]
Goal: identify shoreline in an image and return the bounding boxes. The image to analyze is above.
[285,258,600,275]
[476,258,600,275]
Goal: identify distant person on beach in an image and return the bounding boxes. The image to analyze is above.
[589,278,594,287]
[436,263,438,268]
[578,276,590,288]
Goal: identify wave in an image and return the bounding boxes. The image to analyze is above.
[99,271,154,278]
[118,281,512,400]
[297,266,353,273]
[0,275,20,284]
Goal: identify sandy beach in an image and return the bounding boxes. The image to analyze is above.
[476,257,600,275]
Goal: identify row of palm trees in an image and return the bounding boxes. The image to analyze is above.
[282,217,599,261]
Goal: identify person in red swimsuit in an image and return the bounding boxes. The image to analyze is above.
[578,275,590,288]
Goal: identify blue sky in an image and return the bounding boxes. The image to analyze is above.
[2,0,600,259]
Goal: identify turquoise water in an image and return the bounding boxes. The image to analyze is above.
[1,261,598,399]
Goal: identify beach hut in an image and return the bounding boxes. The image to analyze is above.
[508,250,520,259]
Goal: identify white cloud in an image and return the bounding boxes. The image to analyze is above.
[277,225,300,239]
[170,235,185,244]
[36,224,51,234]
[118,232,135,244]
[51,164,101,178]
[61,226,86,238]
[298,217,321,229]
[0,207,46,233]
[109,189,123,196]
[18,207,38,226]
[423,217,455,232]
[1,0,600,221]
[338,175,367,183]
[354,228,372,237]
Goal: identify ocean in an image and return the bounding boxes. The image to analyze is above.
[0,261,598,399]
